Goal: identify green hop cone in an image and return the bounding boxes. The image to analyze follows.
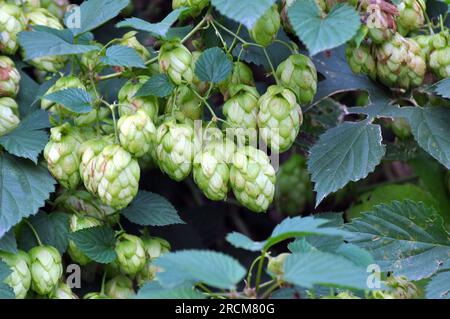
[105,275,135,299]
[75,107,110,128]
[80,42,104,74]
[67,214,102,265]
[23,8,67,72]
[158,41,193,85]
[429,32,450,79]
[375,33,426,90]
[372,275,419,299]
[49,282,78,299]
[230,146,276,213]
[136,261,159,286]
[219,61,255,100]
[40,0,70,20]
[119,31,151,62]
[44,123,86,190]
[0,250,31,299]
[223,84,259,133]
[9,0,41,9]
[397,0,425,36]
[0,3,26,55]
[41,76,87,114]
[345,41,377,80]
[0,56,20,97]
[115,234,146,276]
[142,236,171,260]
[249,4,280,47]
[155,117,195,181]
[276,54,317,105]
[118,76,159,121]
[275,154,312,215]
[414,34,433,58]
[365,3,397,44]
[118,109,156,158]
[0,97,20,136]
[166,85,204,120]
[258,85,302,153]
[267,253,290,276]
[83,292,111,299]
[391,118,411,139]
[29,245,63,296]
[172,0,210,18]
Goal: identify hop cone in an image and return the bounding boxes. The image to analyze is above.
[345,41,377,80]
[10,0,41,9]
[115,234,146,276]
[80,42,104,74]
[391,118,411,139]
[172,0,210,18]
[0,97,20,136]
[41,76,86,114]
[275,154,312,215]
[429,32,450,79]
[118,76,159,121]
[223,84,259,132]
[29,245,63,296]
[119,31,151,61]
[365,2,398,44]
[249,5,280,47]
[258,85,302,153]
[414,34,433,58]
[24,8,67,72]
[230,146,276,213]
[50,282,78,299]
[118,109,156,158]
[105,275,135,299]
[0,3,26,55]
[155,117,195,181]
[67,214,102,265]
[166,85,204,120]
[219,61,255,99]
[267,253,290,276]
[40,0,70,20]
[0,56,20,97]
[159,41,193,85]
[142,236,171,260]
[276,54,317,105]
[397,0,425,35]
[75,107,110,128]
[44,123,86,190]
[375,33,426,89]
[0,250,31,299]
[372,276,419,299]
[136,261,159,286]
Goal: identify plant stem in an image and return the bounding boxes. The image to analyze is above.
[24,219,43,246]
[108,102,119,144]
[263,47,280,85]
[100,271,107,295]
[210,20,229,51]
[254,250,267,293]
[197,283,227,299]
[261,282,280,299]
[228,24,242,54]
[247,255,263,287]
[189,86,218,120]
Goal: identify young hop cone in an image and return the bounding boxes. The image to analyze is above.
[118,76,159,121]
[115,234,146,276]
[142,236,171,260]
[49,282,78,299]
[172,0,210,18]
[345,41,377,80]
[276,54,318,105]
[67,214,102,265]
[136,261,159,286]
[258,85,302,153]
[0,3,26,55]
[375,33,426,90]
[397,0,425,36]
[0,250,31,299]
[155,117,195,181]
[249,4,281,47]
[0,56,20,97]
[429,32,450,79]
[159,41,193,85]
[119,31,151,62]
[0,97,20,136]
[230,146,276,213]
[44,123,86,190]
[105,275,135,299]
[165,85,204,120]
[118,109,156,158]
[267,253,290,276]
[218,61,255,99]
[28,245,63,296]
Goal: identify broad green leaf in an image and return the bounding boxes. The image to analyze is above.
[335,244,374,268]
[308,121,385,206]
[346,200,450,280]
[18,30,99,60]
[135,74,175,98]
[435,78,450,99]
[116,7,187,38]
[122,191,184,226]
[0,154,56,238]
[195,47,233,83]
[0,261,14,299]
[68,0,130,36]
[283,251,369,290]
[154,250,246,290]
[0,230,17,254]
[288,0,360,55]
[0,110,50,163]
[44,88,93,114]
[211,0,277,29]
[101,45,146,69]
[69,226,117,264]
[17,212,70,254]
[136,281,205,299]
[426,270,450,299]
[16,69,39,116]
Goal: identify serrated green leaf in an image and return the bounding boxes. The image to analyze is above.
[308,121,385,206]
[44,88,93,114]
[122,191,184,226]
[283,251,369,290]
[134,74,175,98]
[101,45,146,69]
[195,47,233,83]
[0,110,50,163]
[435,78,450,99]
[136,281,205,299]
[154,250,246,290]
[0,154,56,238]
[15,69,39,117]
[18,212,70,254]
[116,7,187,38]
[69,226,117,264]
[0,230,18,254]
[211,0,277,29]
[288,0,360,55]
[346,200,450,281]
[335,244,374,268]
[68,0,130,36]
[425,270,450,299]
